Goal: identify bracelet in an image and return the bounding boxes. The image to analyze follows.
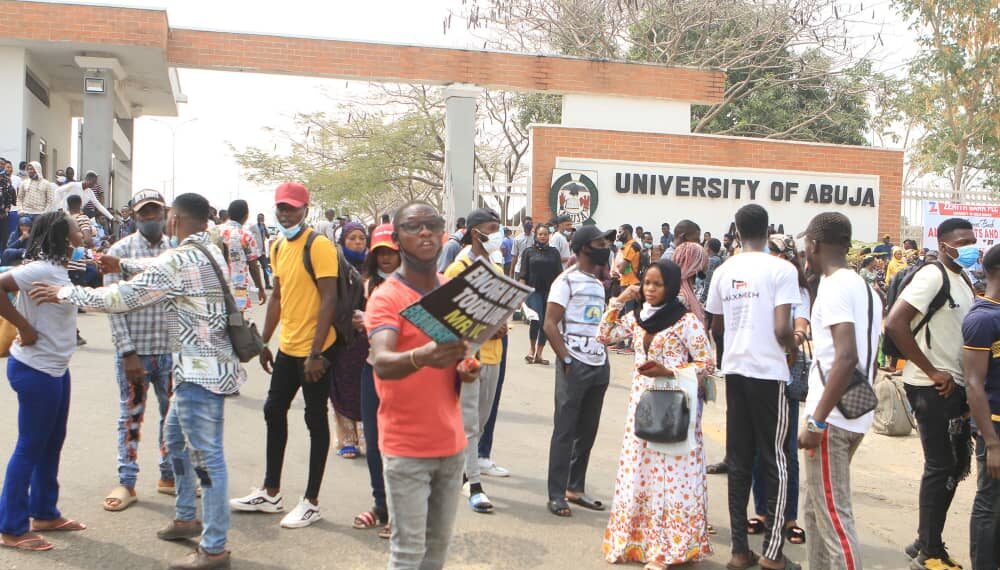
[409,349,420,370]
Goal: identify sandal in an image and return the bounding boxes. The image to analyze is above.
[707,461,729,475]
[784,524,806,545]
[1,534,53,552]
[726,550,760,570]
[338,445,360,459]
[535,358,550,365]
[566,494,604,511]
[524,355,535,364]
[352,509,388,530]
[378,523,391,540]
[469,492,494,514]
[747,516,766,535]
[156,481,202,498]
[762,558,801,570]
[547,498,572,517]
[31,518,86,532]
[103,485,137,512]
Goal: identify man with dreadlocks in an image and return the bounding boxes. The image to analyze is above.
[798,212,882,570]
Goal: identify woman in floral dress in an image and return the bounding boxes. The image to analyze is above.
[598,258,715,570]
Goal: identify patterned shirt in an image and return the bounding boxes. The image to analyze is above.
[61,232,245,395]
[217,221,259,312]
[104,231,172,356]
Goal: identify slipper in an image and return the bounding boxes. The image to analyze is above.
[747,516,766,535]
[726,551,760,570]
[784,525,806,545]
[707,522,717,535]
[0,535,53,552]
[469,492,494,514]
[764,558,802,570]
[378,524,391,540]
[707,461,729,474]
[353,509,387,529]
[31,518,86,532]
[547,498,572,517]
[157,483,202,498]
[338,445,360,459]
[524,355,535,364]
[103,485,137,512]
[536,358,550,365]
[566,494,605,511]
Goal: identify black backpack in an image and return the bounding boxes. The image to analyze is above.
[881,261,959,359]
[274,232,365,347]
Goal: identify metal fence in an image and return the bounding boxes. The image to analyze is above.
[901,186,1000,244]
[476,182,529,226]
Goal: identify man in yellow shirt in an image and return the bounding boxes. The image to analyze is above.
[443,208,508,515]
[230,182,339,530]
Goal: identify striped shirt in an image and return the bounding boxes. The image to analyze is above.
[547,267,608,366]
[104,232,172,356]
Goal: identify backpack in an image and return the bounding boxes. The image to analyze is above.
[274,232,365,348]
[872,372,916,436]
[881,262,956,360]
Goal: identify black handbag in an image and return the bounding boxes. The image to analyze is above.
[817,283,878,419]
[190,242,265,363]
[634,382,690,443]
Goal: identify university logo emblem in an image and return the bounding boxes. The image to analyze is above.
[550,171,598,227]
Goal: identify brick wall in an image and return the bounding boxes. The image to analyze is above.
[0,0,167,48]
[531,126,905,240]
[165,28,724,103]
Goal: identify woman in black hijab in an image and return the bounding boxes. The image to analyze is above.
[597,257,716,570]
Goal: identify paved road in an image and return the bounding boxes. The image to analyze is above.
[0,307,975,569]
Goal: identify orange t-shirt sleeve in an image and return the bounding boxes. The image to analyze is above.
[365,286,402,338]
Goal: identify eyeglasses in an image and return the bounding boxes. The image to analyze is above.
[397,216,446,235]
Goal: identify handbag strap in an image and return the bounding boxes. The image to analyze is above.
[189,241,239,318]
[814,281,875,385]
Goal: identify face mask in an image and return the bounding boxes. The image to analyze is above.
[137,219,164,241]
[482,230,504,255]
[377,269,392,279]
[614,240,624,249]
[524,223,533,234]
[585,246,611,266]
[643,242,652,250]
[400,248,437,273]
[948,244,980,268]
[169,236,180,248]
[279,223,303,240]
[71,246,86,262]
[562,229,572,238]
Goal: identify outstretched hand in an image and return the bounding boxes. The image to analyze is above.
[28,282,62,304]
[96,254,121,274]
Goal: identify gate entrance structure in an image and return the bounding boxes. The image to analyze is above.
[0,0,901,239]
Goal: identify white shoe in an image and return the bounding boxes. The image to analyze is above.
[230,488,284,513]
[478,458,510,478]
[280,498,322,529]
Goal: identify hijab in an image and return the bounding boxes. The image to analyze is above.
[670,241,707,325]
[885,245,907,285]
[633,258,688,335]
[338,222,367,268]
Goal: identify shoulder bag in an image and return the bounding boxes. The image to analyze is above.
[190,241,264,363]
[816,283,878,419]
[635,374,690,443]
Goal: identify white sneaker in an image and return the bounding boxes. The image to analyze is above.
[478,457,510,478]
[280,498,322,529]
[230,488,284,513]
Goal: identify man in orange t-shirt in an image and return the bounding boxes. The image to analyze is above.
[366,201,478,570]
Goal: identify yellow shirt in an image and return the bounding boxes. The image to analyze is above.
[443,248,504,365]
[620,239,641,286]
[271,228,339,357]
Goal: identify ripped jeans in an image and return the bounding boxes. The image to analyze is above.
[165,382,229,554]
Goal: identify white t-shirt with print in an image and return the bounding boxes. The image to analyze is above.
[549,232,572,266]
[805,268,883,434]
[705,251,801,381]
[899,263,975,387]
[547,267,607,366]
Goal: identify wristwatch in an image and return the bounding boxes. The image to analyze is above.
[562,356,573,367]
[308,352,323,361]
[806,415,828,433]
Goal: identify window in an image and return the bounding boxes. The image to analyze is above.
[25,68,50,108]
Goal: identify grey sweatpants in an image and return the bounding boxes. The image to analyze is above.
[461,363,500,485]
[804,423,865,570]
[384,452,464,570]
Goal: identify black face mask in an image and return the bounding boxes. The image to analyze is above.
[584,246,611,266]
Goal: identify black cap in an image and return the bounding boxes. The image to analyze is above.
[571,224,616,253]
[466,208,500,230]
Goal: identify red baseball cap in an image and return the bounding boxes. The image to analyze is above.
[370,223,398,252]
[274,182,309,208]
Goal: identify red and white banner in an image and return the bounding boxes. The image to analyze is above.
[923,201,1000,251]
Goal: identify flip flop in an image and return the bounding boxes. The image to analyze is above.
[31,518,86,532]
[536,358,550,365]
[338,445,360,459]
[103,485,137,512]
[352,510,387,530]
[378,523,392,540]
[566,494,605,511]
[524,355,535,364]
[547,498,572,517]
[1,535,53,552]
[726,551,760,570]
[747,516,766,535]
[156,482,202,498]
[784,525,806,545]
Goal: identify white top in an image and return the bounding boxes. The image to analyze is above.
[50,182,114,219]
[805,268,883,433]
[315,219,336,242]
[899,263,975,386]
[9,261,77,377]
[547,267,607,366]
[705,251,802,380]
[549,232,572,266]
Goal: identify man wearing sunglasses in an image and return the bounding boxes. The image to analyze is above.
[366,201,477,569]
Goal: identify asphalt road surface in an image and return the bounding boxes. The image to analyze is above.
[0,306,973,569]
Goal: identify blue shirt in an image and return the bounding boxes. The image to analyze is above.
[501,237,513,264]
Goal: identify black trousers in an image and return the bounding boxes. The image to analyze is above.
[263,347,335,501]
[905,384,971,557]
[726,374,790,561]
[547,357,609,501]
[971,422,1000,570]
[258,255,272,288]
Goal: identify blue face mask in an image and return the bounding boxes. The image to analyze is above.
[950,244,980,268]
[71,246,86,262]
[279,224,303,240]
[169,235,179,248]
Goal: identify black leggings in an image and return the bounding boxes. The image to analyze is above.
[262,348,334,501]
[527,291,548,347]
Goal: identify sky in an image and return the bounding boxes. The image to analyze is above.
[67,0,917,223]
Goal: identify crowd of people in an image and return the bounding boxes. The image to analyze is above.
[0,167,997,570]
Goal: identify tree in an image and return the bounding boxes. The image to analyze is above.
[451,0,884,144]
[895,0,1000,192]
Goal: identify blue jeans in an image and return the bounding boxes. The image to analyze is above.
[971,422,1000,570]
[360,363,386,513]
[165,382,229,554]
[479,335,507,459]
[116,354,173,488]
[752,398,799,521]
[0,357,70,536]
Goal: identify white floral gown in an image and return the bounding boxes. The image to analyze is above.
[597,298,715,567]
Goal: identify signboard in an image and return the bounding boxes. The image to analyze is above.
[401,259,533,347]
[550,170,599,227]
[552,158,881,241]
[922,201,1000,252]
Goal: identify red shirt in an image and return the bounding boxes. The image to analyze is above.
[364,273,466,458]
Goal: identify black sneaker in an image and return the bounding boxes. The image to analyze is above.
[905,540,920,559]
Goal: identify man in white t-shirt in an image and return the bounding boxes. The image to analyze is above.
[313,209,336,241]
[705,204,800,570]
[547,215,573,268]
[543,224,615,518]
[797,212,883,570]
[886,217,977,570]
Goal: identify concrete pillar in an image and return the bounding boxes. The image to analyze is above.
[113,118,134,210]
[443,84,481,226]
[0,47,26,163]
[81,69,114,197]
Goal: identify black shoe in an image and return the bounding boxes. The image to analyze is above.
[910,546,963,570]
[905,540,920,559]
[707,461,728,475]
